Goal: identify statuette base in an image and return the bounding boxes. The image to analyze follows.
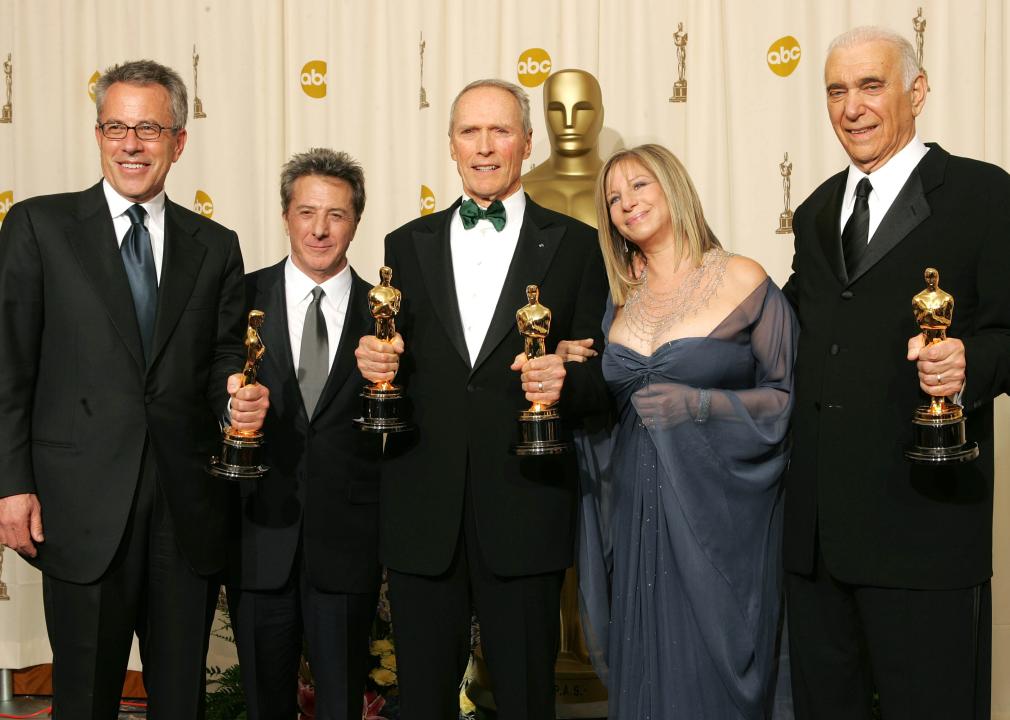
[207,430,268,479]
[776,211,794,234]
[512,405,569,456]
[354,384,412,433]
[904,407,979,465]
[0,104,10,123]
[669,81,687,103]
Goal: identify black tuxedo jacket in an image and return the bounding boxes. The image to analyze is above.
[0,181,246,583]
[229,260,382,593]
[782,144,1010,589]
[379,196,610,577]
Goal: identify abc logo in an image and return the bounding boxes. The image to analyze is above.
[88,71,100,103]
[193,190,214,218]
[516,48,552,88]
[301,60,328,99]
[767,36,801,77]
[419,185,435,216]
[0,190,13,223]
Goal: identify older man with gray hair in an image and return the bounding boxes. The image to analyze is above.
[782,26,1010,719]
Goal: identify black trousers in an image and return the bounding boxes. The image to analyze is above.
[228,548,378,720]
[786,543,990,720]
[387,482,564,720]
[43,444,217,720]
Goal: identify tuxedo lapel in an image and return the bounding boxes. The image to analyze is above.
[471,198,563,375]
[413,202,470,368]
[149,200,207,368]
[67,182,145,374]
[847,150,942,285]
[816,174,848,286]
[253,262,297,423]
[311,270,370,420]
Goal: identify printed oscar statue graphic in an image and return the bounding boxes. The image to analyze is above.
[669,22,688,103]
[904,268,978,464]
[192,45,206,118]
[511,285,568,455]
[776,152,794,234]
[418,31,430,109]
[354,266,412,433]
[208,310,269,478]
[2,53,12,124]
[913,7,930,91]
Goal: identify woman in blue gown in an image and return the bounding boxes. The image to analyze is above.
[569,144,797,719]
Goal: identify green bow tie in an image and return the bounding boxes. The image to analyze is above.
[459,199,507,231]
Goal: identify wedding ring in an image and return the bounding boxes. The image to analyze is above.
[538,381,544,393]
[937,374,943,385]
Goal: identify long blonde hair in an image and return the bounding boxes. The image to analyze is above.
[594,144,720,305]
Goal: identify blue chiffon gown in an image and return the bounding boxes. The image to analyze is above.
[577,277,797,720]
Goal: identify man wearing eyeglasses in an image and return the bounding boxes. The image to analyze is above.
[0,59,269,718]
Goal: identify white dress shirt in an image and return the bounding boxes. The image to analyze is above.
[285,258,352,372]
[450,189,527,366]
[839,135,929,242]
[103,179,166,283]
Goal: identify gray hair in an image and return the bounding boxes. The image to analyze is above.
[448,78,532,136]
[280,148,366,219]
[827,26,921,90]
[95,60,188,130]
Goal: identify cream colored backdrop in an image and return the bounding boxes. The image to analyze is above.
[1,0,1009,711]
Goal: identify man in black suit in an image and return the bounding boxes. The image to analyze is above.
[0,60,269,717]
[355,79,609,720]
[227,148,382,720]
[782,27,1010,720]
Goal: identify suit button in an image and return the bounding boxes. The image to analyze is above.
[144,393,154,404]
[841,290,854,299]
[830,344,839,355]
[466,384,475,392]
[814,401,821,411]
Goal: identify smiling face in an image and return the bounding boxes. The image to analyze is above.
[605,159,673,251]
[449,85,532,206]
[95,82,187,203]
[825,39,926,173]
[284,175,357,284]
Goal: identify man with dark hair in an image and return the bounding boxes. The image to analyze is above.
[0,59,269,717]
[228,148,382,720]
[783,27,1010,719]
[356,79,609,720]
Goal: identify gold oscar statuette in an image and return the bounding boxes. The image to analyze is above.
[418,32,430,110]
[776,152,794,235]
[354,266,413,433]
[511,285,569,455]
[904,268,978,464]
[913,7,930,92]
[1,53,12,124]
[669,23,688,103]
[192,45,206,119]
[0,546,9,601]
[207,310,269,478]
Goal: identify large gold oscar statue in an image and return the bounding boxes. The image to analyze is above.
[470,68,608,719]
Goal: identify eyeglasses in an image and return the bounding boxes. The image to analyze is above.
[97,121,177,141]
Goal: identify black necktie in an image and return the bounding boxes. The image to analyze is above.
[842,177,872,276]
[298,286,328,417]
[121,204,157,360]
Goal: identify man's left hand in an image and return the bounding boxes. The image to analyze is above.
[228,374,270,431]
[510,353,566,405]
[907,334,965,397]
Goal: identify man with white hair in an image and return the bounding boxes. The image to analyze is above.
[782,26,1010,719]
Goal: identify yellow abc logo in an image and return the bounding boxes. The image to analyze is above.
[0,190,13,223]
[516,48,552,88]
[419,185,436,216]
[87,71,100,103]
[767,36,801,77]
[193,190,214,218]
[300,60,328,99]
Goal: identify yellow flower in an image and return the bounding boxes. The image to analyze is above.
[369,639,394,656]
[459,688,476,714]
[370,667,397,686]
[380,654,397,671]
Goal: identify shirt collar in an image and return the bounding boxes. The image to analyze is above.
[843,135,929,210]
[458,186,527,230]
[284,256,352,305]
[102,179,166,223]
